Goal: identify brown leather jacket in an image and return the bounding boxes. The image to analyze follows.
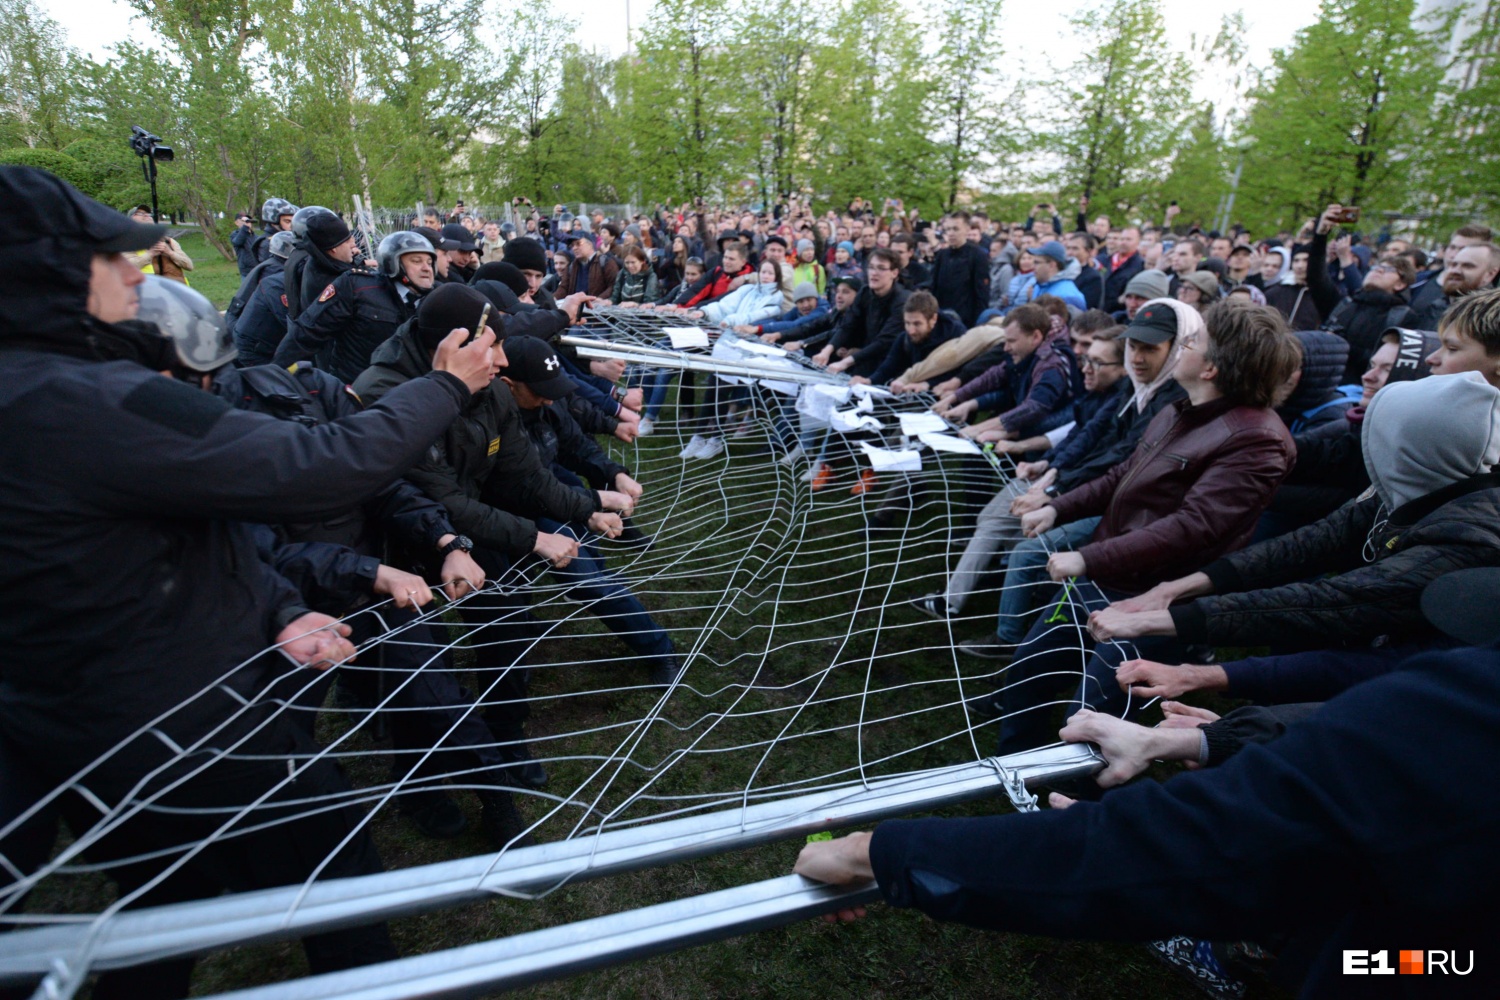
[1050,395,1295,593]
[558,251,619,298]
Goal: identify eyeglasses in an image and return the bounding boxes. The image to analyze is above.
[1080,358,1124,369]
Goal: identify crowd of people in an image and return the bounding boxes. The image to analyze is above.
[3,162,1499,999]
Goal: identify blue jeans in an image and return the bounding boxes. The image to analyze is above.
[538,517,676,672]
[994,575,1186,756]
[993,516,1101,644]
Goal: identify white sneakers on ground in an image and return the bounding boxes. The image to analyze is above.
[637,417,654,437]
[679,434,726,460]
[778,444,806,467]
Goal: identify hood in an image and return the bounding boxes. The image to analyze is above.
[1265,246,1292,286]
[1280,330,1351,415]
[1122,297,1198,415]
[1363,372,1500,511]
[1058,258,1081,281]
[1384,328,1440,385]
[367,316,431,380]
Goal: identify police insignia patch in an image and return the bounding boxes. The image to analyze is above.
[487,437,500,456]
[318,283,336,303]
[281,293,289,307]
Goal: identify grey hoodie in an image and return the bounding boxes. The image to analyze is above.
[1363,371,1500,511]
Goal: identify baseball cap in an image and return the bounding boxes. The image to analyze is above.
[832,275,864,293]
[440,223,477,252]
[1125,301,1178,344]
[1422,567,1500,646]
[0,166,167,254]
[503,336,576,399]
[1030,240,1069,266]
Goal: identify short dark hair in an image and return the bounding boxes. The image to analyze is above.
[1440,286,1500,355]
[721,241,747,261]
[1089,325,1126,361]
[1071,308,1116,335]
[1384,255,1417,286]
[1202,301,1301,408]
[1007,303,1051,337]
[866,247,901,273]
[1067,231,1097,252]
[904,290,939,318]
[1399,247,1429,270]
[1455,224,1494,242]
[946,211,972,227]
[891,232,919,251]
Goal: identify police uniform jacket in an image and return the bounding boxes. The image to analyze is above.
[351,322,599,559]
[232,267,291,367]
[274,268,420,384]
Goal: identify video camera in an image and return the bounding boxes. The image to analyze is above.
[129,126,173,162]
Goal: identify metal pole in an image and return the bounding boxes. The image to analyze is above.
[0,746,1102,983]
[1220,150,1246,233]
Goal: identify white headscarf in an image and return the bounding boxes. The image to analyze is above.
[1265,246,1293,286]
[1120,297,1203,415]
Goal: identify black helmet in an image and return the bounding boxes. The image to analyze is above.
[135,275,236,372]
[267,231,296,259]
[377,231,437,280]
[261,197,297,225]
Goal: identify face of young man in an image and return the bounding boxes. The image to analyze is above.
[722,250,746,274]
[944,218,968,250]
[865,256,896,295]
[1170,326,1211,391]
[1362,261,1408,295]
[1117,228,1141,256]
[1445,231,1485,267]
[1361,340,1400,404]
[1083,340,1126,393]
[520,269,545,296]
[1210,238,1233,260]
[1291,252,1309,284]
[1002,322,1043,364]
[327,238,357,264]
[1444,245,1500,296]
[763,242,786,265]
[1126,336,1172,384]
[1170,243,1198,275]
[88,253,145,324]
[1122,293,1147,319]
[834,283,858,310]
[1031,256,1059,282]
[795,296,818,315]
[1105,231,1121,256]
[904,310,937,344]
[1065,237,1090,266]
[447,248,476,270]
[1427,325,1500,386]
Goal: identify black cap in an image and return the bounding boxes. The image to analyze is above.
[502,237,547,274]
[1,166,167,254]
[415,282,493,354]
[440,223,477,252]
[567,231,593,246]
[306,213,353,253]
[1422,568,1500,646]
[832,275,864,293]
[472,260,528,297]
[1381,328,1439,384]
[1125,302,1178,344]
[412,225,456,251]
[764,235,787,249]
[503,335,576,399]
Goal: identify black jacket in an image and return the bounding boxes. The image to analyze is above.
[274,269,420,384]
[351,322,598,559]
[519,399,628,492]
[1101,252,1144,310]
[1172,473,1500,648]
[829,283,910,377]
[868,310,965,385]
[284,242,354,322]
[1277,330,1355,432]
[230,224,258,276]
[225,255,282,336]
[869,644,1500,998]
[0,348,471,782]
[1045,380,1187,493]
[232,266,290,367]
[1324,289,1413,384]
[929,243,989,327]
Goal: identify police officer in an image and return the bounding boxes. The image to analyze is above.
[274,230,437,383]
[353,283,637,780]
[225,229,294,347]
[0,166,498,996]
[282,206,358,321]
[253,196,297,264]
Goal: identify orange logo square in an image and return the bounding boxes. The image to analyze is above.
[1399,950,1423,975]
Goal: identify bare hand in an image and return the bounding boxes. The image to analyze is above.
[590,357,628,382]
[1160,700,1220,727]
[848,375,870,386]
[1047,550,1085,581]
[1015,460,1050,481]
[1316,204,1342,236]
[794,831,875,888]
[588,510,624,537]
[621,387,643,410]
[1020,505,1058,538]
[1106,584,1176,615]
[276,613,356,670]
[533,531,579,568]
[734,325,760,336]
[1116,659,1212,699]
[558,292,593,323]
[615,472,644,500]
[439,549,485,601]
[597,489,635,515]
[613,420,639,443]
[827,356,855,374]
[432,328,498,394]
[373,564,434,609]
[782,340,803,352]
[1058,709,1162,788]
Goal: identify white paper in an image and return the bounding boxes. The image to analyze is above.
[796,383,852,423]
[850,383,893,399]
[918,432,982,455]
[733,339,789,357]
[829,407,883,433]
[665,326,709,349]
[859,442,924,472]
[1044,422,1076,447]
[855,394,874,413]
[898,411,948,436]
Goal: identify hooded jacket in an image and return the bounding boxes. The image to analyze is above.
[1172,372,1500,648]
[756,299,830,336]
[701,278,784,327]
[0,170,473,782]
[350,321,598,559]
[1277,330,1356,433]
[868,310,966,386]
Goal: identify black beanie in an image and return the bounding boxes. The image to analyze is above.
[502,237,547,274]
[472,261,529,297]
[306,213,353,252]
[416,282,492,354]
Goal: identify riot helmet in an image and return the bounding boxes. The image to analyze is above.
[135,275,237,372]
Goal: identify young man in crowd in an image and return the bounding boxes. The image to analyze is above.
[932,303,1073,440]
[1413,242,1500,331]
[815,248,909,377]
[853,290,964,388]
[559,230,621,298]
[1101,225,1145,309]
[1011,240,1087,311]
[1427,286,1500,386]
[929,212,989,327]
[1113,268,1170,323]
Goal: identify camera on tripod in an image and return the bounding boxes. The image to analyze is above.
[129,126,173,162]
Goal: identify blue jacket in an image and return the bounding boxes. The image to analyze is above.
[1014,275,1086,312]
[869,644,1500,998]
[758,300,830,335]
[233,267,290,368]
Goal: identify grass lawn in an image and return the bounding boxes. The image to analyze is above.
[21,344,1290,1000]
[174,229,245,310]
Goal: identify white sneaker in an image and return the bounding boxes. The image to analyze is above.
[778,444,806,467]
[697,435,725,459]
[637,417,654,437]
[680,434,707,459]
[800,462,821,482]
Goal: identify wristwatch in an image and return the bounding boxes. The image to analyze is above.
[1044,485,1061,498]
[440,535,474,555]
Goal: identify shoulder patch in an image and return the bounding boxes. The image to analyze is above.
[318,283,337,303]
[121,375,232,439]
[487,437,500,456]
[281,293,289,308]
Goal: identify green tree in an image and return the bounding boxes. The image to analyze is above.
[930,0,1008,210]
[1043,0,1195,217]
[1157,104,1228,230]
[1423,0,1500,231]
[0,0,80,151]
[1234,0,1450,233]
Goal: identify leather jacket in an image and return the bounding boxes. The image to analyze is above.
[1050,395,1296,593]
